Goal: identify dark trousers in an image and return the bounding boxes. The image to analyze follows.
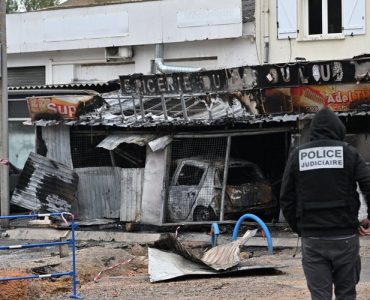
[302,235,361,300]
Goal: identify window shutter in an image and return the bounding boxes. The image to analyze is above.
[342,0,365,36]
[277,0,298,39]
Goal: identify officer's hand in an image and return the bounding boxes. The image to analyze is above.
[359,218,370,236]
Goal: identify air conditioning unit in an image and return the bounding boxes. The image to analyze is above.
[105,46,133,61]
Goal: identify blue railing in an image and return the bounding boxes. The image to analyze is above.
[232,214,273,254]
[209,213,273,255]
[0,212,83,299]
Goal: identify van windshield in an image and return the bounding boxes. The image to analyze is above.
[226,166,264,185]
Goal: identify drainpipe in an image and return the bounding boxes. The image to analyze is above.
[263,0,270,63]
[154,44,204,74]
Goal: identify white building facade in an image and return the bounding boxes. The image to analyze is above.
[8,0,369,85]
[7,0,257,85]
[6,0,370,169]
[256,0,369,63]
[6,0,256,168]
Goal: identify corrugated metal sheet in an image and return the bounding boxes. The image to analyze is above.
[27,86,370,128]
[148,247,283,282]
[42,126,73,168]
[75,167,121,220]
[9,89,99,97]
[141,148,167,225]
[148,136,172,152]
[154,233,206,266]
[8,83,119,95]
[201,229,257,270]
[97,134,158,150]
[27,111,313,128]
[120,168,144,222]
[11,152,78,213]
[8,82,117,90]
[154,230,258,271]
[24,86,305,127]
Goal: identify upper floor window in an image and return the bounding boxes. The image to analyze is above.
[308,0,341,35]
[277,0,365,40]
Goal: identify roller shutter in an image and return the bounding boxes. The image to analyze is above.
[8,66,46,87]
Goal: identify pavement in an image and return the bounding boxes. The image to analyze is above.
[0,226,301,286]
[2,227,161,244]
[3,226,370,249]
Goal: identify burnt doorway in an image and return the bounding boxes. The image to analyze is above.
[164,131,290,224]
[230,133,288,187]
[166,137,228,223]
[229,132,289,221]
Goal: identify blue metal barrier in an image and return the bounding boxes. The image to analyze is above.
[0,212,83,299]
[232,213,273,255]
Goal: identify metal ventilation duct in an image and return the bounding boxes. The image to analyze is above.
[154,44,204,74]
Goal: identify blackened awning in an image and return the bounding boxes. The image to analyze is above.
[96,134,172,151]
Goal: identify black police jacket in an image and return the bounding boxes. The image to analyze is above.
[280,108,370,237]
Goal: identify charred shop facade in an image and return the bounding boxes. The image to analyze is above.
[14,56,370,225]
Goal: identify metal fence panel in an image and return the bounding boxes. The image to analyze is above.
[75,167,121,220]
[120,168,144,222]
[42,126,73,168]
[166,137,227,223]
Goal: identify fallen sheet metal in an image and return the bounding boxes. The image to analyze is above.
[148,247,215,282]
[153,230,257,271]
[149,230,284,282]
[148,247,283,282]
[201,229,257,270]
[153,233,206,266]
[11,152,78,213]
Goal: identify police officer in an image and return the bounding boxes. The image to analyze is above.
[280,107,370,300]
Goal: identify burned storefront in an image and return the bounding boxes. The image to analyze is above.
[12,55,370,225]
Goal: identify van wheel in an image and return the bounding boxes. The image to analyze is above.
[193,206,216,222]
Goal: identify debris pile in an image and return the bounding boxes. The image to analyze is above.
[149,230,283,282]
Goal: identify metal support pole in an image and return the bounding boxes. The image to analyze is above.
[206,96,213,121]
[117,95,125,123]
[138,93,145,120]
[180,92,189,122]
[220,136,231,221]
[71,219,82,299]
[0,1,9,226]
[208,109,213,121]
[109,150,116,167]
[131,94,138,121]
[160,94,168,120]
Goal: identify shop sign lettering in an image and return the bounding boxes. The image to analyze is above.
[120,60,358,96]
